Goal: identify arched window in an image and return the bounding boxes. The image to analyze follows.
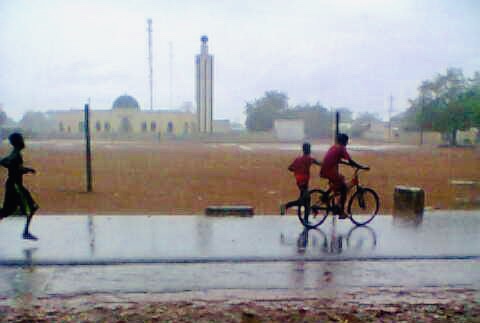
[78,121,84,132]
[183,122,189,134]
[59,122,64,132]
[95,121,101,132]
[104,122,111,132]
[141,121,147,132]
[120,117,132,133]
[67,126,71,133]
[167,121,173,134]
[150,121,157,132]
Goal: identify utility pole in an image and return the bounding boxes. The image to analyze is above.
[330,107,335,142]
[84,101,93,192]
[147,19,153,110]
[388,94,393,141]
[169,41,173,108]
[420,95,424,145]
[335,110,340,141]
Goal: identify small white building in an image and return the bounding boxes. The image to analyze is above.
[274,119,305,141]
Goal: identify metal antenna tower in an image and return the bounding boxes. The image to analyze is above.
[169,41,173,108]
[147,19,153,110]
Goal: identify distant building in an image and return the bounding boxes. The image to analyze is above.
[195,35,213,133]
[360,121,389,141]
[213,119,231,133]
[274,119,305,141]
[457,128,479,144]
[47,94,196,137]
[230,122,246,132]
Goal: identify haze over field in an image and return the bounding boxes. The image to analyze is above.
[0,0,479,122]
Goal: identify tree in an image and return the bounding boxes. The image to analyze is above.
[0,107,10,140]
[433,99,472,145]
[290,103,331,138]
[0,109,7,128]
[466,72,480,128]
[19,111,56,135]
[336,107,353,123]
[408,68,478,145]
[355,112,382,123]
[350,112,382,137]
[245,90,288,131]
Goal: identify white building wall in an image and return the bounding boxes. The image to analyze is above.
[274,119,305,141]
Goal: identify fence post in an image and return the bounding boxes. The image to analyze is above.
[84,103,93,192]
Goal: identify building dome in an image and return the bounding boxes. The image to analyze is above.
[112,95,140,110]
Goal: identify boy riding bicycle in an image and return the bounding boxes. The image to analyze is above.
[280,142,322,216]
[320,133,369,219]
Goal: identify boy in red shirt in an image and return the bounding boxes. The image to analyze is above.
[320,133,368,218]
[280,142,322,216]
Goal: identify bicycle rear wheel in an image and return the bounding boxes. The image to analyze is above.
[347,187,379,226]
[297,189,330,229]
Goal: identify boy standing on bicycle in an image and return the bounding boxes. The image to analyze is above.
[320,133,368,219]
[280,142,322,216]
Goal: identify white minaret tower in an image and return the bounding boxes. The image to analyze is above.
[195,35,213,133]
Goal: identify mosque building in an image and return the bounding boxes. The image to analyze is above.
[47,35,224,137]
[47,94,196,137]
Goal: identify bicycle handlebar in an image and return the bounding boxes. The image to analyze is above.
[353,166,370,176]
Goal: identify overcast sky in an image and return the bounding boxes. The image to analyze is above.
[0,0,479,123]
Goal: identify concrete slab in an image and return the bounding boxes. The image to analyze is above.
[0,211,479,265]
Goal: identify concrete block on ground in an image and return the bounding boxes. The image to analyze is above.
[205,205,254,217]
[393,186,425,218]
[450,180,480,206]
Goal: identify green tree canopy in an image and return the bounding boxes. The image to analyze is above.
[244,92,333,138]
[289,103,331,138]
[19,111,56,135]
[245,90,288,131]
[0,108,7,128]
[349,112,382,137]
[407,68,479,145]
[336,107,354,123]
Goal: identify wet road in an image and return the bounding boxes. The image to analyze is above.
[0,211,479,265]
[0,211,479,297]
[1,260,479,297]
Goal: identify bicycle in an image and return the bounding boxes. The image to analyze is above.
[297,166,380,228]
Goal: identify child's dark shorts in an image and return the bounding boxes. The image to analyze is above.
[0,180,37,218]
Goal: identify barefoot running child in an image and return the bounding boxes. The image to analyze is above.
[281,142,322,216]
[0,133,39,240]
[320,133,368,219]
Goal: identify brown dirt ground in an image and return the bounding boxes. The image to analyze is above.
[1,288,479,322]
[0,141,479,215]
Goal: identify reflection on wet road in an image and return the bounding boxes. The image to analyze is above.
[0,212,479,297]
[0,212,479,265]
[281,221,377,255]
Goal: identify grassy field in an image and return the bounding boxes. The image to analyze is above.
[0,140,479,215]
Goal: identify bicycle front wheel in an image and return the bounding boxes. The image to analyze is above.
[347,188,379,226]
[297,189,329,229]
